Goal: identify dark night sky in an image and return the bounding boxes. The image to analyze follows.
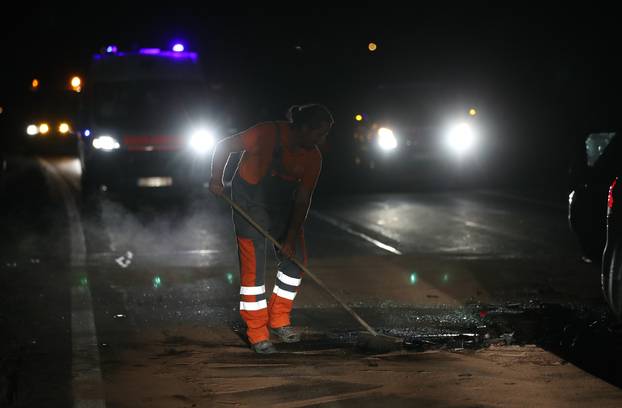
[1,5,617,82]
[1,4,620,134]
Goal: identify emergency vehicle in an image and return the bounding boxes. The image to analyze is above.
[78,43,226,194]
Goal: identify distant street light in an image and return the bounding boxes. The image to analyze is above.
[368,42,377,52]
[70,76,82,92]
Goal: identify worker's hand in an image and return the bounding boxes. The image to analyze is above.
[280,238,296,259]
[208,177,224,196]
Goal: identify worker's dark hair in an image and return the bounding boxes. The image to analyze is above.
[287,104,334,130]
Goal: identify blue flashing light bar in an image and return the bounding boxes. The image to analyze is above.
[139,48,161,55]
[159,51,198,60]
[94,46,198,61]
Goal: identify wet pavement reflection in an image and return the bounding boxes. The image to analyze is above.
[2,156,621,406]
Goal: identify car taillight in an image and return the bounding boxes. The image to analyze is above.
[608,178,618,209]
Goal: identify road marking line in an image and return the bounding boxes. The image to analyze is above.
[311,210,402,255]
[39,159,106,408]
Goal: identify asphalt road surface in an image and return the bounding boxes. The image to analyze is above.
[1,156,622,407]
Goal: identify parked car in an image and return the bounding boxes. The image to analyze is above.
[568,130,620,261]
[603,149,622,318]
[568,128,622,317]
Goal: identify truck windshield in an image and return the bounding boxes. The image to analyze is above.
[91,80,209,127]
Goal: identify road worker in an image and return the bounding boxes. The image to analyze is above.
[209,104,334,353]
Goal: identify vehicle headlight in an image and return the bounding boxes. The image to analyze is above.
[446,123,476,154]
[39,123,50,134]
[189,128,215,153]
[26,124,39,135]
[92,135,120,151]
[377,127,397,151]
[58,123,70,134]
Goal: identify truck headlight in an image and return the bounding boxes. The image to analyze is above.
[92,135,120,151]
[26,124,39,135]
[446,123,476,154]
[377,127,397,151]
[189,128,215,153]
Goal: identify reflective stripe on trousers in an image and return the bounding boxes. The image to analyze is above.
[235,227,307,344]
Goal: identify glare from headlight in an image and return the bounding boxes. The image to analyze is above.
[377,127,397,151]
[93,135,120,151]
[27,124,38,135]
[446,123,475,154]
[59,123,70,134]
[189,129,215,153]
[39,123,50,134]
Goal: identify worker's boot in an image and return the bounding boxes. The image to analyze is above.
[270,326,301,343]
[251,340,278,354]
